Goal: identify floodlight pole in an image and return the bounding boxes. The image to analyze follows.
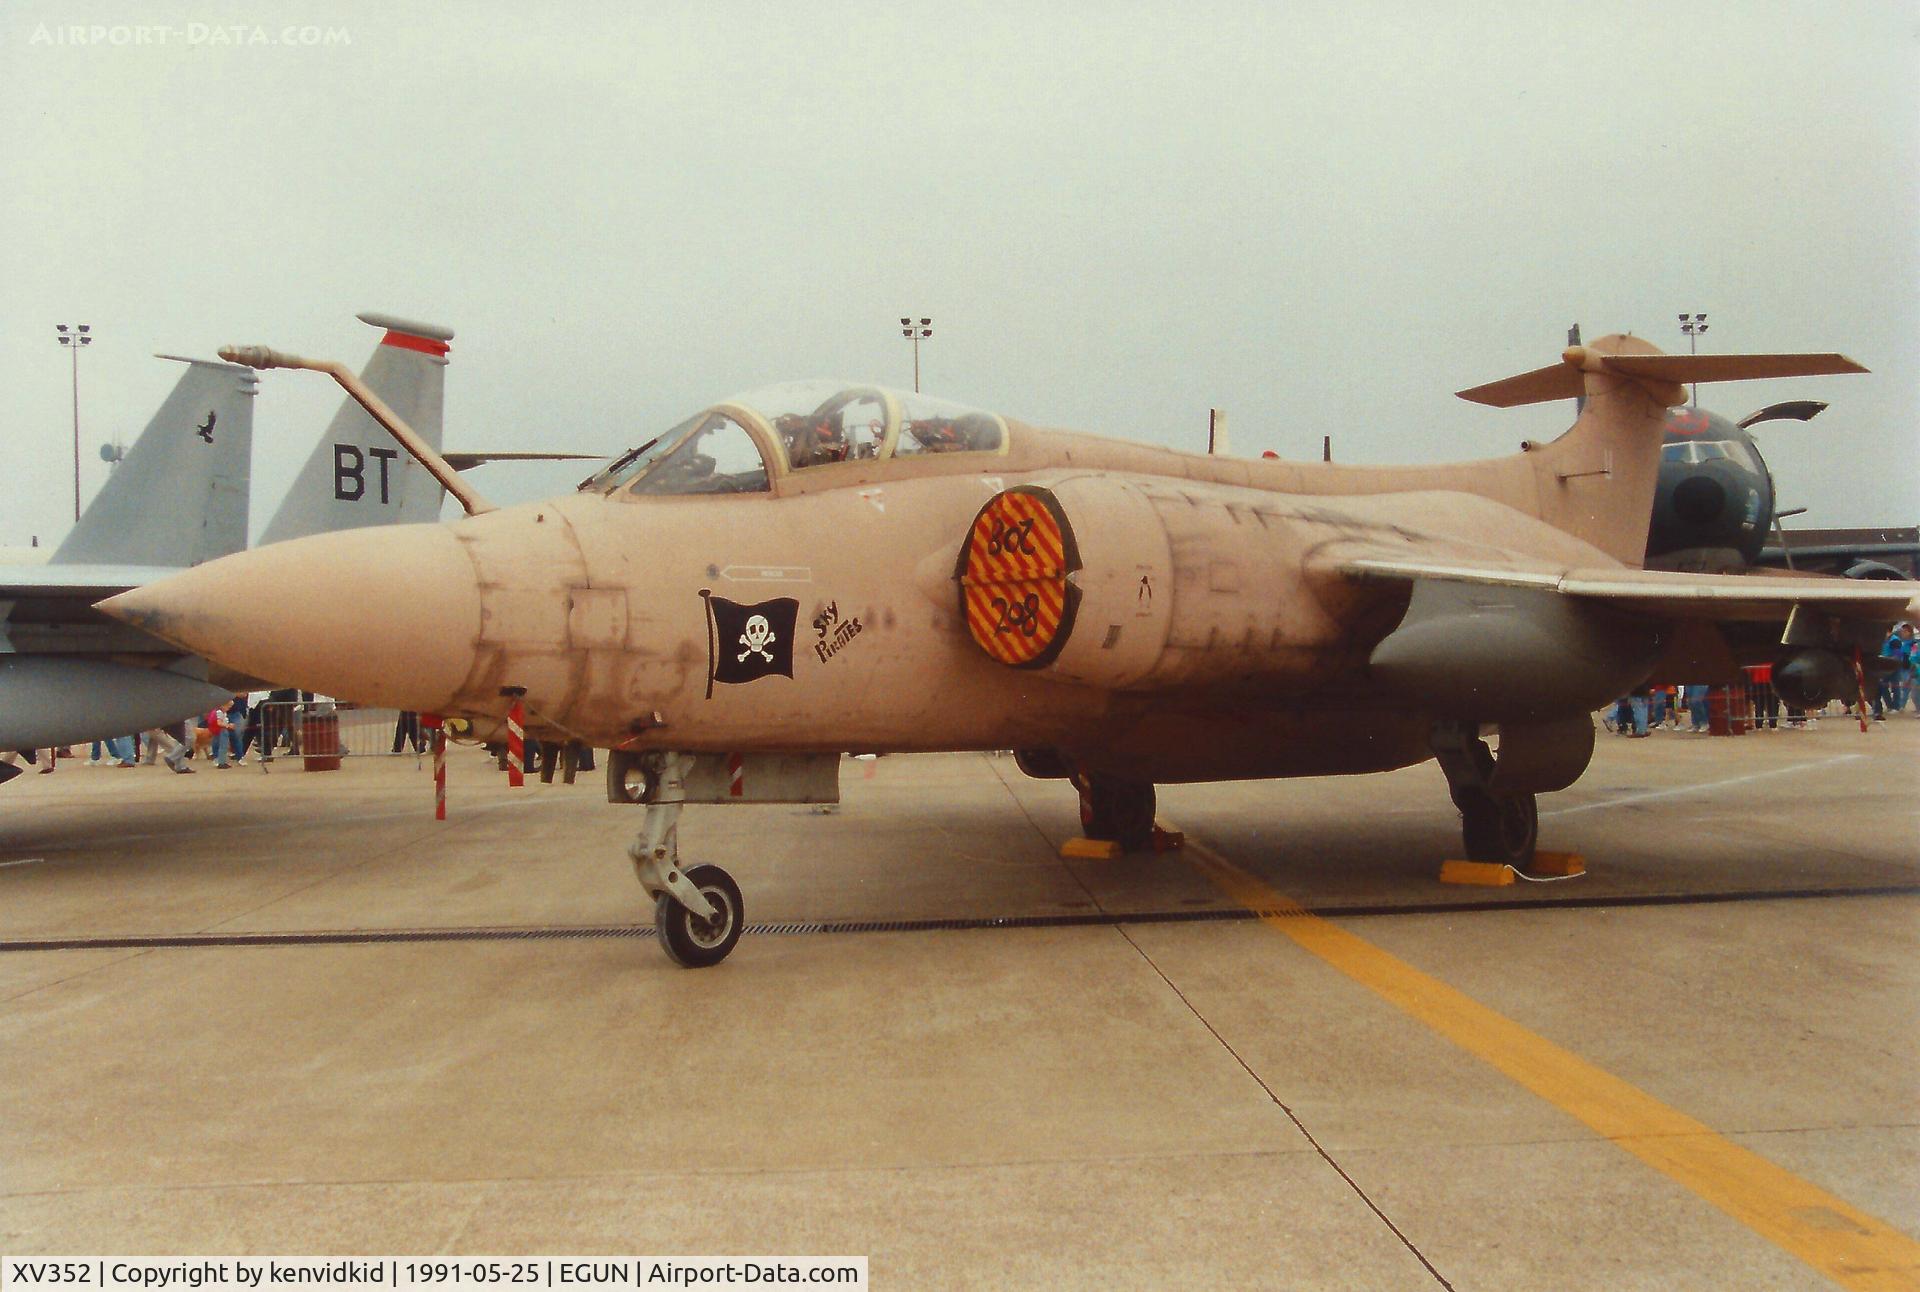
[56,323,93,521]
[1677,312,1708,406]
[899,316,933,393]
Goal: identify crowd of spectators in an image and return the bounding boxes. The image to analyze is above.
[9,694,599,782]
[12,693,267,774]
[7,691,340,775]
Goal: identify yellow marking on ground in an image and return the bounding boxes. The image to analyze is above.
[1171,826,1920,1292]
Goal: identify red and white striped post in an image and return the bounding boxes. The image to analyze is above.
[502,687,526,787]
[422,714,446,819]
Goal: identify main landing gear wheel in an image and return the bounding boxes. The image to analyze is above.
[1077,773,1157,852]
[1457,787,1538,865]
[655,863,744,968]
[1432,724,1539,867]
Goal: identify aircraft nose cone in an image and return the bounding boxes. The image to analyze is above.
[101,524,480,712]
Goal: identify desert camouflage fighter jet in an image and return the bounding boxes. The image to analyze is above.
[103,333,1920,966]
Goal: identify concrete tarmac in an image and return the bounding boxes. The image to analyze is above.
[1,718,1916,1289]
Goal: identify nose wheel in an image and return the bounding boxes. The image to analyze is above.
[655,863,744,968]
[624,751,746,968]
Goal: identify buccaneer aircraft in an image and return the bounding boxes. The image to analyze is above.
[103,333,1920,966]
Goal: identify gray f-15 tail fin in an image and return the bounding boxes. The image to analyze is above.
[51,356,257,568]
[257,312,453,544]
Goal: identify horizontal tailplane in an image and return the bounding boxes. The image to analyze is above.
[1458,346,1867,408]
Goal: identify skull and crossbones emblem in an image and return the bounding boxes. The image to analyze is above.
[738,614,776,663]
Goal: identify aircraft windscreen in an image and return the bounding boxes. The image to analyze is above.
[628,412,771,496]
[1726,439,1764,473]
[581,413,701,492]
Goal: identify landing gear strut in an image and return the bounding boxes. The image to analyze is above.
[625,752,744,968]
[1074,770,1157,852]
[1431,724,1538,866]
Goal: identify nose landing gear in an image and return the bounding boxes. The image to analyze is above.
[610,749,840,967]
[623,751,744,968]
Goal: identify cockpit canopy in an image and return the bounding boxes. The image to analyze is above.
[582,382,1008,497]
[1659,407,1764,473]
[1659,438,1765,471]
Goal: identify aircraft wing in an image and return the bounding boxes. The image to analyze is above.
[0,564,198,662]
[0,565,184,601]
[1336,556,1920,621]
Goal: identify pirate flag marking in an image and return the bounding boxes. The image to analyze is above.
[702,591,799,697]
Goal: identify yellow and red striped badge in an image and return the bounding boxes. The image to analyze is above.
[956,488,1080,668]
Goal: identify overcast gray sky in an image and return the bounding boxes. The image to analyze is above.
[3,0,1915,546]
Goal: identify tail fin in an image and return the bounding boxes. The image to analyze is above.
[1457,335,1866,566]
[257,312,454,544]
[51,357,257,568]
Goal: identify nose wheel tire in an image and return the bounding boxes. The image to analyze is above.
[1458,788,1538,865]
[655,863,744,968]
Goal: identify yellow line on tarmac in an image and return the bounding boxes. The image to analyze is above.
[1173,828,1920,1292]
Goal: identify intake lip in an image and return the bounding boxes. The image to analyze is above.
[1671,475,1728,527]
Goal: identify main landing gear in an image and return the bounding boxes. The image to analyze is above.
[625,752,744,968]
[1073,770,1157,853]
[1431,723,1538,866]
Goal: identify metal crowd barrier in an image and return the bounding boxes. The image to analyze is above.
[246,701,429,764]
